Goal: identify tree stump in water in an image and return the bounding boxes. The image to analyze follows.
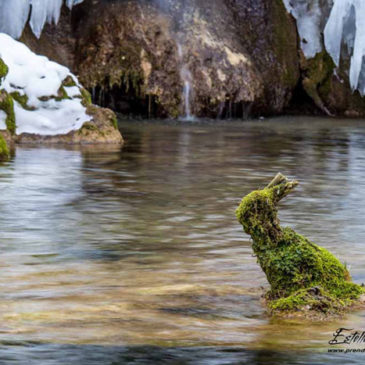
[236,173,364,318]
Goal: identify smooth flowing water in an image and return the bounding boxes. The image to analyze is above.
[0,117,365,364]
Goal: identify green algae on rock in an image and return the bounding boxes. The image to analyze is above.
[236,173,364,318]
[0,58,9,83]
[0,90,16,135]
[0,133,9,160]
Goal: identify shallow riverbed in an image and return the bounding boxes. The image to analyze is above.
[0,117,365,364]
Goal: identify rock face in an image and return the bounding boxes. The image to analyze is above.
[20,0,365,118]
[22,0,300,118]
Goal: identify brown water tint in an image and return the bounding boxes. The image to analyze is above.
[0,117,365,363]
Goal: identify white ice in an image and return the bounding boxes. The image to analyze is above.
[284,0,365,95]
[0,0,84,39]
[282,0,324,59]
[0,33,90,136]
[325,0,365,94]
[0,0,30,39]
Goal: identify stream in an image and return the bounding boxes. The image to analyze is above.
[0,117,364,364]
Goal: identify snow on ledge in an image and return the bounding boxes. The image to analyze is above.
[0,33,90,136]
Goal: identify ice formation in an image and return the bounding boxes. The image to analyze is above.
[282,0,324,59]
[324,0,365,94]
[0,0,84,39]
[0,33,89,136]
[283,0,365,94]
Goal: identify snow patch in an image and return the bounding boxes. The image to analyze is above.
[0,33,90,136]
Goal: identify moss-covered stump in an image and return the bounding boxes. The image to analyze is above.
[236,173,364,318]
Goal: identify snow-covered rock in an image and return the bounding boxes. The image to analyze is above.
[0,33,89,136]
[0,0,84,39]
[0,33,122,144]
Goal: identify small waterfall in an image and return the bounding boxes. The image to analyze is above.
[177,43,195,121]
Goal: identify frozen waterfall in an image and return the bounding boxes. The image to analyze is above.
[282,0,324,59]
[0,0,84,39]
[283,0,365,95]
[324,0,365,94]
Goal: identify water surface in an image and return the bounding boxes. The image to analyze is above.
[0,117,365,364]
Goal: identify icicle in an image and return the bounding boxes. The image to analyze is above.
[324,1,352,67]
[30,0,63,39]
[324,0,365,94]
[66,0,84,9]
[0,0,84,39]
[284,0,365,95]
[0,0,30,39]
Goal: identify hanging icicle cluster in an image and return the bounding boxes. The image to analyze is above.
[0,0,84,39]
[283,0,365,95]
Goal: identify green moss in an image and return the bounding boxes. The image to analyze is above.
[0,58,9,84]
[80,88,92,107]
[270,287,346,313]
[81,122,98,131]
[236,173,364,315]
[10,91,35,111]
[55,86,70,101]
[111,115,118,129]
[62,75,77,87]
[0,90,16,135]
[301,51,335,114]
[0,134,9,160]
[270,0,299,88]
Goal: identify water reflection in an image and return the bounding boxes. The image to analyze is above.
[0,117,365,363]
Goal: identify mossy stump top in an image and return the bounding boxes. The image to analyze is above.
[236,173,364,318]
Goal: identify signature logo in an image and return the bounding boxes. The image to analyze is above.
[329,328,365,345]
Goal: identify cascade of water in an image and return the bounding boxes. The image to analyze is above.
[177,43,195,121]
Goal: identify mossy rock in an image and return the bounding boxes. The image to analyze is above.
[0,58,8,84]
[301,51,335,116]
[55,86,70,101]
[62,75,77,88]
[0,133,9,160]
[80,88,92,107]
[0,90,16,134]
[236,173,364,317]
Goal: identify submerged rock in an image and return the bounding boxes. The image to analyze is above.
[236,173,364,319]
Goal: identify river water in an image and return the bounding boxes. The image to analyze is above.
[0,117,365,364]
